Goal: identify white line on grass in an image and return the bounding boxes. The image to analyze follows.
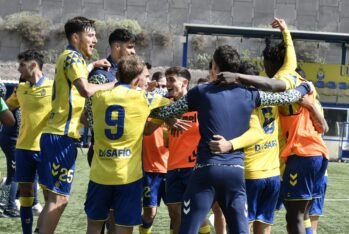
[325,198,349,201]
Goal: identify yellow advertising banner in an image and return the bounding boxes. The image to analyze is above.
[296,63,349,104]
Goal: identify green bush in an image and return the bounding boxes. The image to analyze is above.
[188,53,211,70]
[136,31,151,48]
[152,31,172,47]
[95,19,142,36]
[4,11,50,48]
[190,35,205,52]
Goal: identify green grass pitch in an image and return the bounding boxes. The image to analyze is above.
[0,150,348,233]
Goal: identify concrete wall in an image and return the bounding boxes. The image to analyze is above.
[0,0,348,66]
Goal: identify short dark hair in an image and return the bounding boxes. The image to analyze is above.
[213,45,240,73]
[197,77,209,84]
[108,28,136,46]
[152,71,165,82]
[117,55,144,84]
[17,49,44,70]
[262,37,285,70]
[64,16,95,41]
[296,67,306,78]
[145,62,152,70]
[239,61,259,75]
[165,66,191,82]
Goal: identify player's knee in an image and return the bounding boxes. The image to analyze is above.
[19,183,34,197]
[168,208,181,221]
[143,210,157,222]
[48,192,69,207]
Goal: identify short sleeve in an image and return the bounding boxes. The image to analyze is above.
[64,52,88,83]
[146,92,171,110]
[6,89,19,109]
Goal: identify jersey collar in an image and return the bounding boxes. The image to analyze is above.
[67,44,84,58]
[107,55,118,70]
[115,81,131,89]
[29,75,46,87]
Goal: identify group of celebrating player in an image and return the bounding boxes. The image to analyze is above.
[0,15,328,234]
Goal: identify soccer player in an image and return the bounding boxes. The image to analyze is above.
[4,50,52,234]
[299,94,328,234]
[210,61,280,234]
[0,81,19,218]
[84,55,170,234]
[217,18,329,234]
[150,44,312,234]
[38,16,115,234]
[140,71,169,234]
[85,28,136,234]
[160,67,210,234]
[86,28,136,166]
[309,171,328,234]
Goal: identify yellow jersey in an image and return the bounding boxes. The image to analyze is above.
[43,46,88,139]
[6,77,53,151]
[90,85,170,185]
[244,107,280,179]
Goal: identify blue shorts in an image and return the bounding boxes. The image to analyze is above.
[246,175,280,224]
[283,155,328,200]
[15,149,41,183]
[84,179,143,226]
[39,133,77,196]
[166,168,193,204]
[179,164,248,234]
[143,172,167,207]
[309,175,328,216]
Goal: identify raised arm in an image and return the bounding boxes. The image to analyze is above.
[272,18,297,72]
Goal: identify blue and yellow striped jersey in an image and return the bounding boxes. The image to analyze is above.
[6,77,53,151]
[43,46,88,139]
[90,85,170,185]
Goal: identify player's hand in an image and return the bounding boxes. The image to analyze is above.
[93,59,111,71]
[299,93,315,109]
[147,80,158,92]
[166,118,192,137]
[271,18,287,32]
[208,135,233,154]
[306,81,315,94]
[213,72,240,86]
